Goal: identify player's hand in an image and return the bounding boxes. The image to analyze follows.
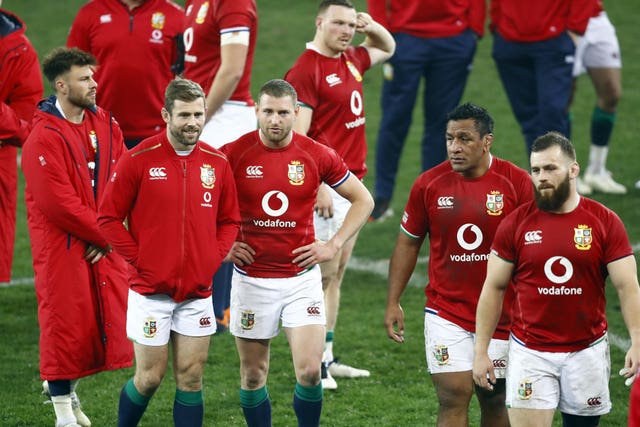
[227,241,255,266]
[472,353,496,391]
[291,240,337,268]
[314,185,334,219]
[620,343,640,386]
[355,12,373,34]
[384,303,405,343]
[84,244,109,264]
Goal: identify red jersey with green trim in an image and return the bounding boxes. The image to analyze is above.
[221,130,350,278]
[491,196,632,352]
[401,157,533,338]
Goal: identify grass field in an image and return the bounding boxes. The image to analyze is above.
[2,0,639,425]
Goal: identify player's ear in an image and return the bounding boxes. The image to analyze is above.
[483,133,493,152]
[569,161,580,179]
[161,107,170,124]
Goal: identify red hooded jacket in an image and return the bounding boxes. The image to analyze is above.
[22,96,133,380]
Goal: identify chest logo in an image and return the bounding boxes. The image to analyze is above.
[486,191,504,216]
[574,225,592,250]
[200,164,215,189]
[151,12,165,30]
[288,161,304,185]
[346,61,362,82]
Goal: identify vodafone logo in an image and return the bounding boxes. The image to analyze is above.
[437,196,454,208]
[149,167,167,179]
[261,191,289,217]
[246,165,263,177]
[544,256,573,284]
[524,230,542,244]
[456,223,483,251]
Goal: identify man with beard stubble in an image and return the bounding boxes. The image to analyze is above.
[473,131,640,427]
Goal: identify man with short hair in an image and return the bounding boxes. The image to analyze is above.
[22,46,132,427]
[385,103,532,426]
[98,78,240,427]
[222,79,373,426]
[284,0,394,389]
[473,131,640,426]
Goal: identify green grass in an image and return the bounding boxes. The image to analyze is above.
[2,0,639,425]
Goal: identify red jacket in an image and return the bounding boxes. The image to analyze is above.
[98,132,240,302]
[0,9,42,146]
[67,0,184,141]
[367,0,486,38]
[21,96,133,380]
[490,0,595,42]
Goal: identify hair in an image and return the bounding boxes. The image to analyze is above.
[42,47,97,85]
[531,131,576,161]
[318,0,354,14]
[164,78,206,114]
[258,79,298,105]
[446,102,494,137]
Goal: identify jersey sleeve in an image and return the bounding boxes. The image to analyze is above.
[284,54,319,110]
[351,45,372,74]
[603,209,634,264]
[400,174,429,240]
[490,209,519,263]
[66,5,92,52]
[318,144,350,187]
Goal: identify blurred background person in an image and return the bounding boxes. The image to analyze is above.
[0,1,43,284]
[67,0,185,149]
[367,0,485,222]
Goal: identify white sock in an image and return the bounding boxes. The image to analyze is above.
[51,394,76,426]
[587,145,608,175]
[323,341,334,363]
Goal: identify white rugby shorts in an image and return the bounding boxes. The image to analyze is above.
[573,12,621,76]
[424,310,509,377]
[200,102,257,148]
[126,289,215,346]
[313,184,351,241]
[505,334,611,416]
[229,265,325,339]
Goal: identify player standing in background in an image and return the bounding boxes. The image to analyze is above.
[22,47,132,427]
[385,103,532,426]
[0,2,43,284]
[490,0,593,155]
[98,78,240,427]
[182,0,258,332]
[568,0,626,195]
[367,0,485,221]
[222,78,373,427]
[67,0,185,149]
[473,132,640,427]
[284,0,394,390]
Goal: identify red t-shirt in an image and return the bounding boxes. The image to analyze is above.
[491,197,632,351]
[401,157,533,338]
[221,130,350,278]
[182,0,256,105]
[285,45,371,179]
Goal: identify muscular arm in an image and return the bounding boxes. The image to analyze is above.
[608,255,640,384]
[472,253,513,390]
[385,232,422,343]
[356,12,395,67]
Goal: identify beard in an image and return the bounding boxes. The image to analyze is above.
[68,90,96,110]
[534,173,571,211]
[169,124,201,147]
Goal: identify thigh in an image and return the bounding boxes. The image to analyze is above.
[172,295,216,337]
[133,340,169,380]
[424,311,474,374]
[281,266,325,328]
[235,336,271,389]
[285,324,325,384]
[230,271,283,339]
[507,408,555,427]
[506,341,562,410]
[126,289,174,346]
[582,14,621,70]
[171,332,211,389]
[558,337,611,416]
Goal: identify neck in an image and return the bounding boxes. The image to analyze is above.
[121,0,144,10]
[310,38,341,58]
[554,192,581,214]
[57,96,85,124]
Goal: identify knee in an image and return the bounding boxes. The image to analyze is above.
[135,370,165,396]
[433,379,473,410]
[175,359,207,391]
[297,363,321,386]
[241,363,268,390]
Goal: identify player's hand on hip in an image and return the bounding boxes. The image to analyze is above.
[384,304,405,343]
[85,244,109,264]
[292,240,337,268]
[472,353,496,391]
[228,241,255,266]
